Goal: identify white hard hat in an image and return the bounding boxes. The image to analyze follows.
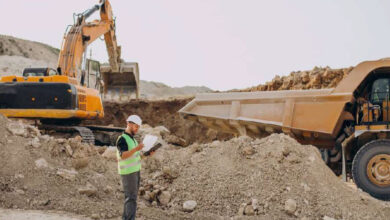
[126,115,142,126]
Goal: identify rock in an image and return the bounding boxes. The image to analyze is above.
[39,135,51,142]
[26,125,41,137]
[143,191,152,201]
[56,138,66,144]
[244,204,255,216]
[65,145,73,156]
[237,203,246,216]
[149,191,157,201]
[284,199,297,215]
[162,166,179,179]
[72,158,89,169]
[104,185,113,193]
[15,189,25,195]
[91,213,100,219]
[14,174,24,179]
[155,126,170,137]
[209,140,221,148]
[35,158,49,169]
[7,123,25,136]
[165,135,187,147]
[251,198,258,210]
[183,200,197,212]
[190,143,203,153]
[323,216,336,220]
[56,168,78,181]
[102,147,117,160]
[241,146,255,156]
[30,137,41,148]
[158,191,171,206]
[78,183,97,197]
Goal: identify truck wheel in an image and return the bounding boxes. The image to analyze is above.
[352,139,390,200]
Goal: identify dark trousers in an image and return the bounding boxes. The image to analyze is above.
[121,171,140,220]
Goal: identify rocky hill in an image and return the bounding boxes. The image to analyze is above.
[0,35,212,98]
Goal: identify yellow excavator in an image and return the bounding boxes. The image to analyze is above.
[0,0,138,144]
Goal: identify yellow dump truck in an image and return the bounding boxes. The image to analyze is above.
[180,58,390,200]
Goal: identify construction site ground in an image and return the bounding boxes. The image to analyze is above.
[2,35,390,219]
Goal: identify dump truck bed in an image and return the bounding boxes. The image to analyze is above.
[179,89,354,148]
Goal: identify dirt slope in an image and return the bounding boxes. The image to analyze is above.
[2,114,390,220]
[85,99,232,145]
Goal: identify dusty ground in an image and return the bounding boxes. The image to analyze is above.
[1,114,390,220]
[0,208,91,220]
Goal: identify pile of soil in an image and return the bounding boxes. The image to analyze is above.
[2,115,390,219]
[87,99,232,145]
[139,134,390,220]
[0,115,123,219]
[239,66,354,92]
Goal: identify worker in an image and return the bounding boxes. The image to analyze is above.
[116,115,144,220]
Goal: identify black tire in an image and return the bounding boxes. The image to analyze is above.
[352,139,390,200]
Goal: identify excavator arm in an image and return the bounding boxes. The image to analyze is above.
[57,0,138,99]
[58,0,118,77]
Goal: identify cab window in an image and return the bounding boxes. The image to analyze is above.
[371,78,390,104]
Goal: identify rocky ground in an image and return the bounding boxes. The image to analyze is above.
[1,114,390,220]
[238,66,353,92]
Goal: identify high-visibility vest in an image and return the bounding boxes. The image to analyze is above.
[116,133,141,175]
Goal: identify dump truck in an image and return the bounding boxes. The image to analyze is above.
[0,0,138,144]
[180,58,390,200]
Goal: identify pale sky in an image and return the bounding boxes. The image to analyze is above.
[1,0,390,90]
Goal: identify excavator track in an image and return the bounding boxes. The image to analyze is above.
[39,125,95,144]
[38,124,125,146]
[73,126,95,144]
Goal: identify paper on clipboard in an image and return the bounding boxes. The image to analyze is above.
[142,135,158,152]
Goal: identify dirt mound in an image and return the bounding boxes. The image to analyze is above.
[1,115,390,219]
[240,66,354,92]
[0,116,124,219]
[139,134,390,220]
[86,99,232,145]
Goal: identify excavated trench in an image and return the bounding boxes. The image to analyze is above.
[84,98,232,145]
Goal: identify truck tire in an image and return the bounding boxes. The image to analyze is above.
[352,139,390,200]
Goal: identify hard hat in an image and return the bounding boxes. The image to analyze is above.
[126,115,142,126]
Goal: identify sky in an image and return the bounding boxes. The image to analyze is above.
[1,0,390,90]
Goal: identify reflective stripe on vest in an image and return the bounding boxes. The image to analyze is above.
[116,134,141,175]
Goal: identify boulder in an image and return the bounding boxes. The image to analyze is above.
[183,200,197,212]
[35,158,48,169]
[158,191,171,206]
[284,199,297,215]
[56,168,78,181]
[78,183,97,197]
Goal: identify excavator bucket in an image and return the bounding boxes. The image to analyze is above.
[100,62,140,101]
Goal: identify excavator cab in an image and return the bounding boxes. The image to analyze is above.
[22,68,58,77]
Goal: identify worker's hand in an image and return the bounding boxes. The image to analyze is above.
[136,143,144,151]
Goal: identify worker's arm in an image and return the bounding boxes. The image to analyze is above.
[116,136,145,160]
[120,144,144,160]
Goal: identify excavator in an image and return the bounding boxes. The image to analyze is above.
[180,58,390,201]
[0,0,138,144]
